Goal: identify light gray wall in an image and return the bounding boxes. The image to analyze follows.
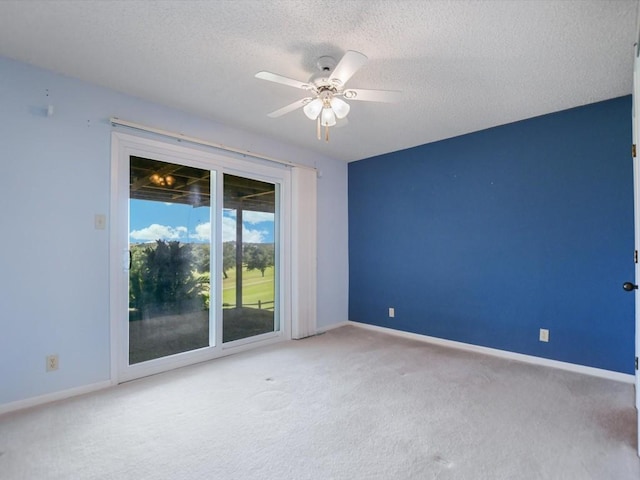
[0,57,349,407]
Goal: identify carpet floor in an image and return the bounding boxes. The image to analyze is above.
[0,325,638,479]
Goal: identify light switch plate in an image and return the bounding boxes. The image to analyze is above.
[94,214,106,230]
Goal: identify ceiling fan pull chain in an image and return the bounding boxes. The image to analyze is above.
[317,117,321,140]
[325,124,329,142]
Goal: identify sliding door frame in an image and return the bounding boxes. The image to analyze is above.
[110,132,292,383]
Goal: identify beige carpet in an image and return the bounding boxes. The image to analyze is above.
[0,325,638,479]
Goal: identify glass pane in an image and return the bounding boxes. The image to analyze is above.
[128,156,212,364]
[222,174,277,342]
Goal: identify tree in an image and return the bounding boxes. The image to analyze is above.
[191,243,210,273]
[245,243,275,277]
[222,241,236,279]
[130,240,202,316]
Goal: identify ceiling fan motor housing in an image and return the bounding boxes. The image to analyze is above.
[309,55,340,89]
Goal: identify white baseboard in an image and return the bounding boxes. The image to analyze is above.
[0,380,113,416]
[2,322,632,416]
[348,321,635,384]
[317,321,350,333]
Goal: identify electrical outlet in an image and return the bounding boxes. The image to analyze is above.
[389,307,395,318]
[539,328,549,342]
[46,354,59,372]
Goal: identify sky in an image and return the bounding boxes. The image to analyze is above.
[129,199,275,244]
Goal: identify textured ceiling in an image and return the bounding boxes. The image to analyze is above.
[0,0,637,162]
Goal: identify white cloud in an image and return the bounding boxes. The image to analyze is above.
[222,216,267,243]
[224,209,274,225]
[192,222,211,241]
[131,219,269,244]
[243,211,274,224]
[243,228,268,243]
[222,216,236,242]
[130,224,187,241]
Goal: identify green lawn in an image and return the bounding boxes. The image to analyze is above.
[222,266,275,309]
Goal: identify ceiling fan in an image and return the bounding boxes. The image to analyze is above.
[255,50,401,141]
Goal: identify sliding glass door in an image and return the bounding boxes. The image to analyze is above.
[221,174,278,343]
[128,156,213,364]
[112,133,289,381]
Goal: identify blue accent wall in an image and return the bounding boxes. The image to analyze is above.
[348,96,634,374]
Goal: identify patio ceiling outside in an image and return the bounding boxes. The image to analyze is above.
[129,156,275,213]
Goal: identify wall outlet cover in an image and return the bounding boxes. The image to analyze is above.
[46,354,59,372]
[539,329,549,342]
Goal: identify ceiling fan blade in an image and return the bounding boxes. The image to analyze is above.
[255,71,311,90]
[329,50,368,86]
[267,98,312,118]
[342,88,401,103]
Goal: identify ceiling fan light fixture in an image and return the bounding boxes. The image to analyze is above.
[256,50,401,142]
[330,97,350,119]
[149,173,176,187]
[320,107,337,127]
[303,98,323,120]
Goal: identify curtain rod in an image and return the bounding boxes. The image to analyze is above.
[110,117,316,171]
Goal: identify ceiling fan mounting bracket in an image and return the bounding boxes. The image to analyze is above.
[316,55,337,72]
[308,55,342,89]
